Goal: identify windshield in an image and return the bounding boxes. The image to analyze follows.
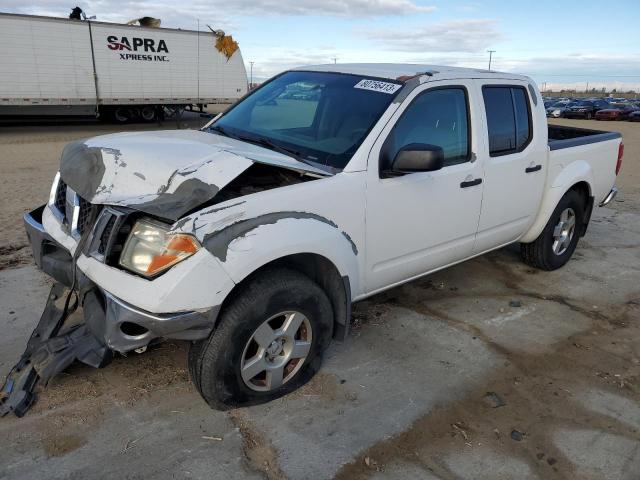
[207,71,402,170]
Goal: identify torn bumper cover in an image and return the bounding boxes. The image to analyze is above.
[0,283,111,417]
[0,206,216,417]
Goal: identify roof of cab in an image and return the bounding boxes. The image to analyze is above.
[292,63,532,83]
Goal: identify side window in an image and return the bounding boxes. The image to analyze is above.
[383,88,470,170]
[482,86,531,156]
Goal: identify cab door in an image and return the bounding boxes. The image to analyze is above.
[364,81,484,293]
[473,82,546,253]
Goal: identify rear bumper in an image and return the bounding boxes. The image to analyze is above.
[599,187,618,207]
[24,205,217,353]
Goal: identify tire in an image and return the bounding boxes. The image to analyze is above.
[140,106,156,122]
[112,107,130,124]
[586,112,593,120]
[189,267,334,410]
[520,189,585,271]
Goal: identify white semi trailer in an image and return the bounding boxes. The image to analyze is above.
[0,12,248,121]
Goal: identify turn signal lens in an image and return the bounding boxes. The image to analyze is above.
[145,234,200,275]
[119,218,201,278]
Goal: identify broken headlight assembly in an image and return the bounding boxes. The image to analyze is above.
[119,218,200,278]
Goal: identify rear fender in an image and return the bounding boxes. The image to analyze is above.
[520,159,593,243]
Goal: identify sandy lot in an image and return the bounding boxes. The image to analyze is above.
[0,116,639,480]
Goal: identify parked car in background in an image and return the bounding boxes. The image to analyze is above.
[547,101,576,118]
[564,100,609,119]
[596,104,639,121]
[629,111,640,122]
[595,108,624,121]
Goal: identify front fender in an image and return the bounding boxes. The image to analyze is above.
[520,159,593,243]
[202,213,361,295]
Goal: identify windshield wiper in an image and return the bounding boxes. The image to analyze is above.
[210,126,320,171]
[237,134,311,166]
[209,124,235,139]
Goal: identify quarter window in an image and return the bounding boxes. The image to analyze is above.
[383,88,470,170]
[482,86,532,156]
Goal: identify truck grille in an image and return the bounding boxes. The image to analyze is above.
[48,173,97,239]
[53,178,67,213]
[85,207,131,264]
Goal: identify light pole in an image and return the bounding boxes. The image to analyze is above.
[331,57,337,64]
[249,61,254,89]
[487,50,496,71]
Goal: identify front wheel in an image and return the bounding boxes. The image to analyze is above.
[521,189,585,270]
[189,268,334,410]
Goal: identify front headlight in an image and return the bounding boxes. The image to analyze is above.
[119,218,200,278]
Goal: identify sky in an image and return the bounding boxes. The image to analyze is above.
[2,0,640,91]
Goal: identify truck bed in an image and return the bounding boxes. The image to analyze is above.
[547,124,621,205]
[548,124,621,151]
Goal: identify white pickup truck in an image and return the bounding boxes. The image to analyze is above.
[2,64,623,416]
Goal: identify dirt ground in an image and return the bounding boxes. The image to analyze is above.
[0,116,639,480]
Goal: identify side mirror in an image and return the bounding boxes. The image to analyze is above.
[386,143,444,176]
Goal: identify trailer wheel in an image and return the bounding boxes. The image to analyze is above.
[189,267,333,410]
[140,106,156,122]
[112,107,130,124]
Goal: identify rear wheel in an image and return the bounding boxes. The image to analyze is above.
[586,111,593,120]
[521,189,585,270]
[189,268,333,410]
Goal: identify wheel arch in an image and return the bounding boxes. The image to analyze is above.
[521,160,594,243]
[217,252,352,341]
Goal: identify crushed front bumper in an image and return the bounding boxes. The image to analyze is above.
[23,205,217,352]
[1,206,217,417]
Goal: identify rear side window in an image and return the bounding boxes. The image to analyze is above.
[482,86,532,156]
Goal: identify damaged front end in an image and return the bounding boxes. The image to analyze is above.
[1,204,215,417]
[2,131,331,417]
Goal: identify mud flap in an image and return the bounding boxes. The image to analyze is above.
[0,283,112,417]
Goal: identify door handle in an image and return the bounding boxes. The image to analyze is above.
[460,178,482,188]
[525,164,542,173]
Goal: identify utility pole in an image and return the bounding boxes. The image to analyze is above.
[487,50,496,71]
[331,57,337,64]
[249,61,254,89]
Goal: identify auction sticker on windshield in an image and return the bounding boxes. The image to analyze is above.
[354,79,402,94]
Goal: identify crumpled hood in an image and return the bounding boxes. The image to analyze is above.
[59,129,328,221]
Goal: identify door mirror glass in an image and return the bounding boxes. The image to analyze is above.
[389,143,444,175]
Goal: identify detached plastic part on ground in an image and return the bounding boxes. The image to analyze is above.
[0,283,112,417]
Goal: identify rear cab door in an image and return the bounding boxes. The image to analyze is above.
[364,79,485,293]
[473,80,547,253]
